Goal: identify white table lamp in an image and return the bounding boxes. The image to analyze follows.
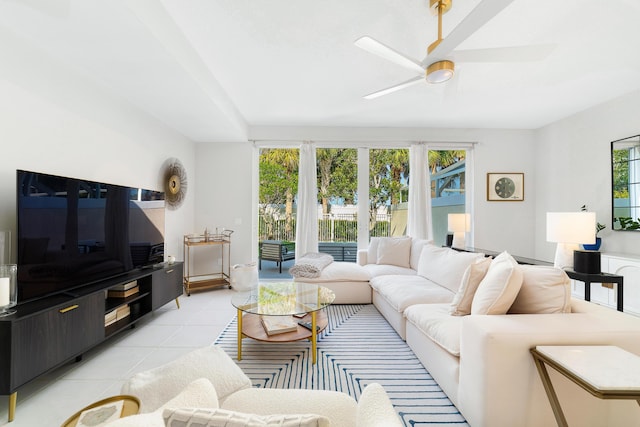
[448,213,470,250]
[546,212,596,269]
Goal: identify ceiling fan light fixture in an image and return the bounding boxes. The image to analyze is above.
[426,60,454,84]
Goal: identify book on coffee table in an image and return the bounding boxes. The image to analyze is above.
[260,315,298,335]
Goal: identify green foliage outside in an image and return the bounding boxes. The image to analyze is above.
[612,149,630,199]
[258,147,465,242]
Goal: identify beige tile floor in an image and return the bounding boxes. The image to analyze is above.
[0,288,237,427]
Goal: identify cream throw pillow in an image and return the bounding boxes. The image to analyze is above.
[409,238,433,270]
[508,265,571,314]
[163,408,330,427]
[471,251,523,315]
[376,237,411,268]
[367,237,381,265]
[449,257,492,316]
[417,244,485,293]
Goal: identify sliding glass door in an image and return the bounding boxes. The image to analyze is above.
[257,144,470,275]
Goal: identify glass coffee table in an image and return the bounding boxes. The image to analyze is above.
[231,282,335,364]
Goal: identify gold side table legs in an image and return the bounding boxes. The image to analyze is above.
[237,309,243,361]
[8,392,16,422]
[175,297,180,309]
[311,311,317,365]
[532,352,568,427]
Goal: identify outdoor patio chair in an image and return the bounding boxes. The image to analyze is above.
[259,240,295,273]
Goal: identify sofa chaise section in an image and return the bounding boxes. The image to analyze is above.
[404,285,640,426]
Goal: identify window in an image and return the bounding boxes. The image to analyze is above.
[369,148,409,237]
[258,148,299,242]
[257,144,470,259]
[430,150,466,246]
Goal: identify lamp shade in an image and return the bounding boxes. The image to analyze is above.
[448,213,470,233]
[546,212,596,245]
[448,213,470,250]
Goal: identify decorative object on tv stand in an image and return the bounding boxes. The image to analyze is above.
[546,212,596,269]
[486,173,524,201]
[447,213,470,250]
[163,158,188,209]
[0,264,17,317]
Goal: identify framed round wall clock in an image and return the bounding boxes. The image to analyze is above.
[487,172,524,201]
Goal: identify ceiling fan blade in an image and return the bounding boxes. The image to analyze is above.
[426,0,516,62]
[452,44,556,63]
[363,76,424,99]
[355,36,425,74]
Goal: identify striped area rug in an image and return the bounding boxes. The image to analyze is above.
[214,304,468,426]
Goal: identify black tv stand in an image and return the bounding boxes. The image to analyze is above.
[0,262,183,422]
[60,291,81,298]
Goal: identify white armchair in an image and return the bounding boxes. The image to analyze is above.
[108,346,402,427]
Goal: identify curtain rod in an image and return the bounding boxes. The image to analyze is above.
[251,139,478,149]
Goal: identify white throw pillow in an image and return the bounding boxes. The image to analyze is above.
[508,265,571,314]
[449,257,492,316]
[471,251,523,315]
[409,238,433,270]
[367,237,381,265]
[162,408,330,427]
[376,237,412,268]
[417,244,485,293]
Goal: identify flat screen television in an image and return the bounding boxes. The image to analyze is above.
[16,170,165,303]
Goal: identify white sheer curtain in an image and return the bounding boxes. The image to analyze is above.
[464,147,475,248]
[295,141,318,258]
[407,142,432,240]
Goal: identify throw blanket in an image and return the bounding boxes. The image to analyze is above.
[289,252,334,278]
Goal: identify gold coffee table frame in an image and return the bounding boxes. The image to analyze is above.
[231,282,335,365]
[531,345,640,427]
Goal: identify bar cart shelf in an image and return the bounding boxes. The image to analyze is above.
[183,230,233,295]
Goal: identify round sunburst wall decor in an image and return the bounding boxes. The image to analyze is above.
[163,158,187,209]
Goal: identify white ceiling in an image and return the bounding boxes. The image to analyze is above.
[1,0,640,142]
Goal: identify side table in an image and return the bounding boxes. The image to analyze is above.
[531,345,640,427]
[564,269,624,312]
[61,395,140,427]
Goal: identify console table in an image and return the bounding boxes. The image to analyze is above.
[454,247,552,266]
[183,232,232,295]
[564,269,624,312]
[531,345,640,427]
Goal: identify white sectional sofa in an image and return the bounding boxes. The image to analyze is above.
[115,238,640,427]
[351,236,640,427]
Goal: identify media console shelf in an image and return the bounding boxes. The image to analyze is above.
[0,262,183,422]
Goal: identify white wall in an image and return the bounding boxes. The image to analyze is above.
[191,142,255,272]
[534,90,640,261]
[0,62,196,263]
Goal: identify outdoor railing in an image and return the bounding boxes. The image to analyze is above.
[258,213,391,242]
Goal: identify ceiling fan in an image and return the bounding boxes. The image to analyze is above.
[355,0,553,99]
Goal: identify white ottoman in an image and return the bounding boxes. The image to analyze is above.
[294,262,372,304]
